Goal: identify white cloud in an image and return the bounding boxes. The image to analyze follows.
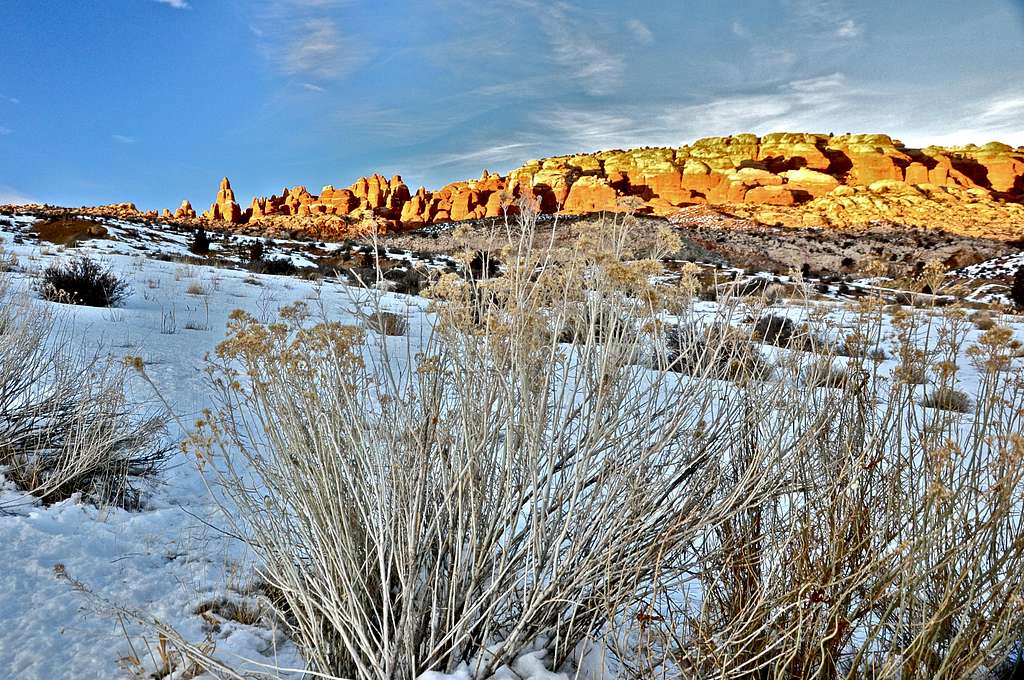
[112,134,137,144]
[512,0,625,96]
[783,0,864,48]
[301,82,326,93]
[731,21,750,38]
[835,19,862,39]
[0,185,35,205]
[531,73,879,152]
[529,73,1024,156]
[901,90,1024,147]
[627,19,654,44]
[282,21,342,77]
[153,0,190,9]
[0,95,19,105]
[434,142,541,167]
[0,126,11,135]
[255,1,372,81]
[980,94,1024,122]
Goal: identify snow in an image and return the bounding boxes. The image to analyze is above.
[0,213,1022,678]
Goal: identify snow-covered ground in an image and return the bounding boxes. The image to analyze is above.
[0,215,443,678]
[0,213,1022,679]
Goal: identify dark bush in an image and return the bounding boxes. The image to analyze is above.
[384,267,425,295]
[190,227,210,255]
[468,251,501,279]
[752,314,795,346]
[1011,266,1024,309]
[664,323,772,381]
[921,387,971,413]
[39,257,131,307]
[248,239,265,262]
[252,258,298,276]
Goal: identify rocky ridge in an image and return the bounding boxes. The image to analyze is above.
[5,133,1024,241]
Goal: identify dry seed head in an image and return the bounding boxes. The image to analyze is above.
[655,225,682,256]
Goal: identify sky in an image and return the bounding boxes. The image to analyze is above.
[1,0,1023,210]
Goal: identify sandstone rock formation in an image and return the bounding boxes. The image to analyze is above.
[162,134,1024,240]
[204,177,241,223]
[174,199,196,219]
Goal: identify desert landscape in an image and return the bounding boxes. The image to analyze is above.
[2,2,1024,679]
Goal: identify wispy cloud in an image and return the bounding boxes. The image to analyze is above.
[301,82,326,93]
[513,0,625,96]
[153,0,190,9]
[627,19,654,44]
[0,127,12,136]
[0,95,19,105]
[731,20,751,38]
[903,90,1024,147]
[527,73,1024,155]
[530,73,883,152]
[785,0,863,44]
[980,93,1024,122]
[433,142,542,167]
[112,134,137,144]
[255,1,373,82]
[835,19,862,39]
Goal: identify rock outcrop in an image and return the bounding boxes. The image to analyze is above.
[174,199,196,219]
[204,177,241,223]
[164,134,1024,240]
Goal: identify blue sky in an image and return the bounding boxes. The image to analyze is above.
[1,0,1023,210]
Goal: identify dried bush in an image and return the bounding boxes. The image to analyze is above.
[556,301,636,346]
[970,311,996,331]
[664,322,773,381]
[804,358,853,389]
[921,385,972,412]
[0,290,169,508]
[38,257,131,307]
[193,206,1024,679]
[363,309,407,336]
[752,313,795,346]
[250,257,297,276]
[198,206,803,679]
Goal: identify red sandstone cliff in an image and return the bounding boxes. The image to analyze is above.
[161,133,1024,239]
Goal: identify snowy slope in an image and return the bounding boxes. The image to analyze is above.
[0,214,1022,679]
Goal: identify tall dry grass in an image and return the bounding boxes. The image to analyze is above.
[0,281,169,508]
[195,205,1024,679]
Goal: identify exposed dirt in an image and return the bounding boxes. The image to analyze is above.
[32,218,109,245]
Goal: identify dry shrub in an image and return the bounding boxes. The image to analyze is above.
[193,205,1024,679]
[894,360,928,384]
[752,313,795,346]
[0,288,169,507]
[805,358,854,389]
[556,301,635,346]
[921,386,972,413]
[363,309,407,336]
[664,322,773,381]
[197,206,805,679]
[38,256,132,307]
[970,311,996,331]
